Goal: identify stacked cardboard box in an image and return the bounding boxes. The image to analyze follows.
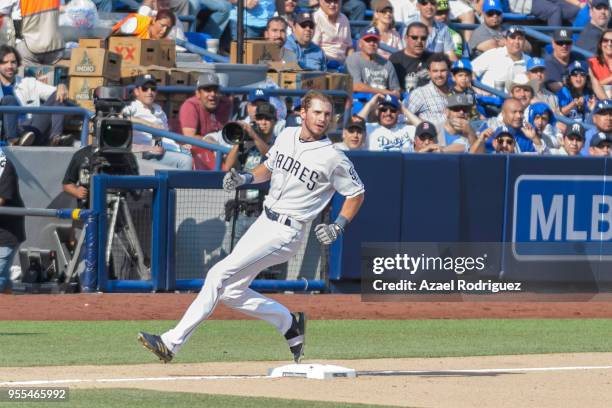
[267,62,327,90]
[230,40,281,65]
[68,40,122,111]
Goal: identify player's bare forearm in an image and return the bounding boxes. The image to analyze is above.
[250,163,272,183]
[339,193,365,223]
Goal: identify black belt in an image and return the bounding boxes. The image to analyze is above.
[264,207,301,229]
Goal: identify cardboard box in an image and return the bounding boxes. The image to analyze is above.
[69,48,121,81]
[281,71,327,90]
[69,76,116,111]
[157,39,176,68]
[166,98,187,133]
[230,40,280,64]
[79,38,107,49]
[168,69,190,86]
[108,37,158,66]
[326,73,352,93]
[120,65,169,86]
[267,61,301,87]
[188,71,203,86]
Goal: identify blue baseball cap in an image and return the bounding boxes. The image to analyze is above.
[451,59,472,73]
[590,131,612,147]
[492,125,515,139]
[593,99,612,115]
[360,26,381,41]
[378,94,399,109]
[482,0,503,13]
[526,57,545,72]
[248,88,269,103]
[568,60,587,74]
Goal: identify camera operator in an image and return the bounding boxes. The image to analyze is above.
[223,102,278,245]
[122,74,192,170]
[223,102,277,172]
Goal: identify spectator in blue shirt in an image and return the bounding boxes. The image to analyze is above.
[283,12,327,71]
[558,60,597,122]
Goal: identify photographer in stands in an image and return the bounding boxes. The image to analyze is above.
[122,74,192,170]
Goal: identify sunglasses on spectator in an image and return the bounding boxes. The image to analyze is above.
[409,35,428,41]
[596,142,612,149]
[299,22,315,29]
[435,10,449,16]
[379,107,398,114]
[141,85,157,92]
[449,106,470,113]
[322,0,340,3]
[570,71,586,77]
[485,10,502,17]
[377,7,393,14]
[594,4,610,11]
[417,134,435,140]
[363,37,380,43]
[255,114,272,121]
[555,41,572,46]
[417,0,436,5]
[602,38,612,44]
[498,137,515,146]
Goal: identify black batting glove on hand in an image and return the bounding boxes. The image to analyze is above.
[223,169,253,192]
[315,223,343,245]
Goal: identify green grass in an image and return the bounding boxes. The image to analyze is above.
[0,319,611,367]
[0,389,392,408]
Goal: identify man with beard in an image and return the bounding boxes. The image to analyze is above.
[283,13,326,71]
[357,94,419,152]
[389,21,432,92]
[581,99,612,155]
[346,26,400,96]
[0,45,70,146]
[264,17,288,48]
[406,52,450,125]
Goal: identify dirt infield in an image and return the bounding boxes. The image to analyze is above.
[1,293,612,320]
[2,293,611,407]
[2,354,612,407]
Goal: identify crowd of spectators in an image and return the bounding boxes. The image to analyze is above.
[2,0,612,166]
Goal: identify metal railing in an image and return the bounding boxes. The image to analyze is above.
[0,106,94,145]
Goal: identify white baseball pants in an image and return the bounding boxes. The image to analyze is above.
[161,213,304,354]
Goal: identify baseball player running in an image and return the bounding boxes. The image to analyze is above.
[138,91,365,364]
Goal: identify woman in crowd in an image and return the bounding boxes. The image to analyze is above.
[275,0,297,35]
[558,60,597,123]
[112,7,176,39]
[370,0,402,59]
[588,29,612,100]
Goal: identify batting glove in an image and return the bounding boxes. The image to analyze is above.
[314,223,343,245]
[222,169,254,192]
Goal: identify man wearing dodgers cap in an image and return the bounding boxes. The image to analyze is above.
[356,93,420,152]
[471,24,530,90]
[525,57,561,114]
[468,0,505,56]
[581,99,612,155]
[589,131,612,156]
[345,26,400,97]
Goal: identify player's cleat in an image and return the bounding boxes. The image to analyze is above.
[284,312,306,363]
[137,331,174,363]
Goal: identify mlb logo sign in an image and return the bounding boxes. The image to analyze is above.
[512,175,612,260]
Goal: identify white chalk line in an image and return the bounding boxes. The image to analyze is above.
[1,364,612,386]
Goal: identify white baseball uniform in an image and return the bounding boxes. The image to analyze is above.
[161,126,365,354]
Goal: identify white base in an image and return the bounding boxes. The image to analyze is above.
[268,363,356,380]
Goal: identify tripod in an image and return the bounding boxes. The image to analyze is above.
[105,193,149,280]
